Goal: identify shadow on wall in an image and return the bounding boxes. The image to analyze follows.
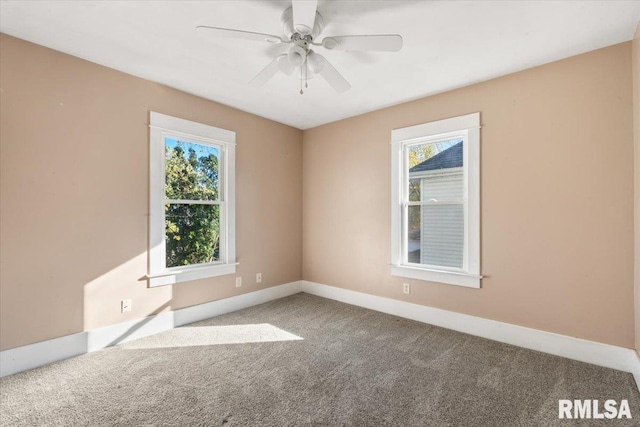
[105,301,173,347]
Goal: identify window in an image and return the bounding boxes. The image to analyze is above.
[391,113,481,288]
[148,112,236,287]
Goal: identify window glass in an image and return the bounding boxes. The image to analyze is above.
[164,137,222,268]
[165,203,220,267]
[406,138,464,268]
[165,138,220,201]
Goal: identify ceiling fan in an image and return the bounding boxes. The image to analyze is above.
[196,0,403,94]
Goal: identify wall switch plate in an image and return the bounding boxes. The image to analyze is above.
[121,299,132,313]
[235,277,242,288]
[256,273,262,283]
[403,283,410,295]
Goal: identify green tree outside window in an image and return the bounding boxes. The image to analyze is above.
[164,139,220,268]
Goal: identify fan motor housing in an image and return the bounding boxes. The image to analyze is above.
[281,7,324,41]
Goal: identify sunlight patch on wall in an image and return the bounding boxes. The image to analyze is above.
[121,323,303,349]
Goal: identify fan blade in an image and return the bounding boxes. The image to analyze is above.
[316,54,350,93]
[321,35,403,52]
[249,57,281,88]
[292,0,317,35]
[196,26,285,44]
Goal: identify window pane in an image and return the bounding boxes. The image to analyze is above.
[408,138,463,201]
[407,205,464,268]
[165,137,219,201]
[165,203,220,268]
[422,174,464,201]
[422,204,464,268]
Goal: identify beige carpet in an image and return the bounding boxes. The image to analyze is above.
[1,293,638,426]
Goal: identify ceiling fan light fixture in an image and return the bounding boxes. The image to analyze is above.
[287,45,306,67]
[277,54,295,76]
[196,0,402,93]
[307,51,325,74]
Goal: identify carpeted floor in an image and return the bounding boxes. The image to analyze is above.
[1,293,638,426]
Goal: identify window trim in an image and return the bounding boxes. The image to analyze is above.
[148,111,236,287]
[390,112,481,288]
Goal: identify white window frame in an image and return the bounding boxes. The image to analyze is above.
[147,111,236,287]
[391,112,481,288]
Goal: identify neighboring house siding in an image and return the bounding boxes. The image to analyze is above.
[420,172,464,268]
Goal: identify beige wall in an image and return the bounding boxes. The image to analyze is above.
[633,22,640,354]
[0,34,303,351]
[2,32,637,353]
[303,42,635,348]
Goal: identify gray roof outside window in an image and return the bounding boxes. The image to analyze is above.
[409,141,463,172]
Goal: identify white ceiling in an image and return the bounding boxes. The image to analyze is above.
[1,1,639,130]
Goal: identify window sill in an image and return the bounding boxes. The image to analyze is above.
[147,263,237,287]
[391,265,481,288]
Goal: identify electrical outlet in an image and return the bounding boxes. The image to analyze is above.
[121,299,132,313]
[403,283,410,295]
[235,277,242,288]
[256,273,262,283]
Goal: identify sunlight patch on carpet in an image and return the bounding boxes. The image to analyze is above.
[121,324,303,349]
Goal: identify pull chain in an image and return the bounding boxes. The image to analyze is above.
[300,57,310,94]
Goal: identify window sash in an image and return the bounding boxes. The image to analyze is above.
[163,200,227,268]
[401,203,466,271]
[165,199,222,205]
[402,201,468,273]
[162,138,226,269]
[163,134,224,203]
[149,111,236,286]
[401,138,468,271]
[404,200,463,206]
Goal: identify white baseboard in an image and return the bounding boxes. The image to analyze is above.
[632,350,640,391]
[0,332,87,378]
[87,310,177,353]
[300,281,638,376]
[0,281,303,377]
[2,278,637,393]
[172,280,303,327]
